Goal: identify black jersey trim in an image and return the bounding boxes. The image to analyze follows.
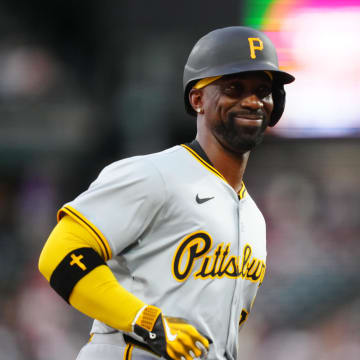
[182,141,247,199]
[182,144,226,181]
[239,182,247,200]
[58,206,112,261]
[50,247,106,303]
[124,343,134,360]
[185,139,214,166]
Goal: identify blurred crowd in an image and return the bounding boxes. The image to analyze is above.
[0,1,359,359]
[238,140,360,359]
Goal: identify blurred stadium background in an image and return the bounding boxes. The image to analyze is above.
[0,0,359,359]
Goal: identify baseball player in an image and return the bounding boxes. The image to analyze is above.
[38,26,294,360]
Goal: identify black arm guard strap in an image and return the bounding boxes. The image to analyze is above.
[50,247,106,303]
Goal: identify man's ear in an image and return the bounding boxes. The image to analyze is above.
[189,88,204,114]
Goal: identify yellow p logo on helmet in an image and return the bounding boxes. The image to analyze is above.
[248,37,264,59]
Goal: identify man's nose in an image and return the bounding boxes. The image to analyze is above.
[240,94,263,110]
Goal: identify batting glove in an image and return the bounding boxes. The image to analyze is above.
[133,305,211,360]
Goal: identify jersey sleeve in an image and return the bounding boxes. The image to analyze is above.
[58,157,166,260]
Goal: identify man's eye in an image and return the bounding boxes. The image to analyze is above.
[223,84,243,96]
[224,85,235,92]
[257,86,272,99]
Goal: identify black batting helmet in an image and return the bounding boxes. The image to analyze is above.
[183,26,295,126]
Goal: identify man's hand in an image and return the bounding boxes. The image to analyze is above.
[133,305,211,360]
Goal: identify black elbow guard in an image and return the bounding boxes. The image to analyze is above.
[50,247,106,303]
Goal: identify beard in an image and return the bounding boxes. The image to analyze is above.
[214,111,268,154]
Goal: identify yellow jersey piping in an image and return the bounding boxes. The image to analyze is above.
[123,344,134,360]
[239,182,247,199]
[181,144,247,199]
[57,206,112,261]
[182,144,225,181]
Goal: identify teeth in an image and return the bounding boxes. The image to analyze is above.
[235,116,261,120]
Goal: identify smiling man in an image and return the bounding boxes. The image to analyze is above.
[191,72,274,174]
[38,26,294,360]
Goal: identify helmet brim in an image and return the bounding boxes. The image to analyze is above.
[184,67,295,116]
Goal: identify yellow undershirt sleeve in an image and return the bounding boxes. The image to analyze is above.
[38,215,145,332]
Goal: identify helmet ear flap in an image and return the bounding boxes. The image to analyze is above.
[269,84,286,127]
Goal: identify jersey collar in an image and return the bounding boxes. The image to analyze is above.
[182,140,247,200]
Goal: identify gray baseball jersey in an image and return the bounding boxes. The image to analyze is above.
[59,141,267,360]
